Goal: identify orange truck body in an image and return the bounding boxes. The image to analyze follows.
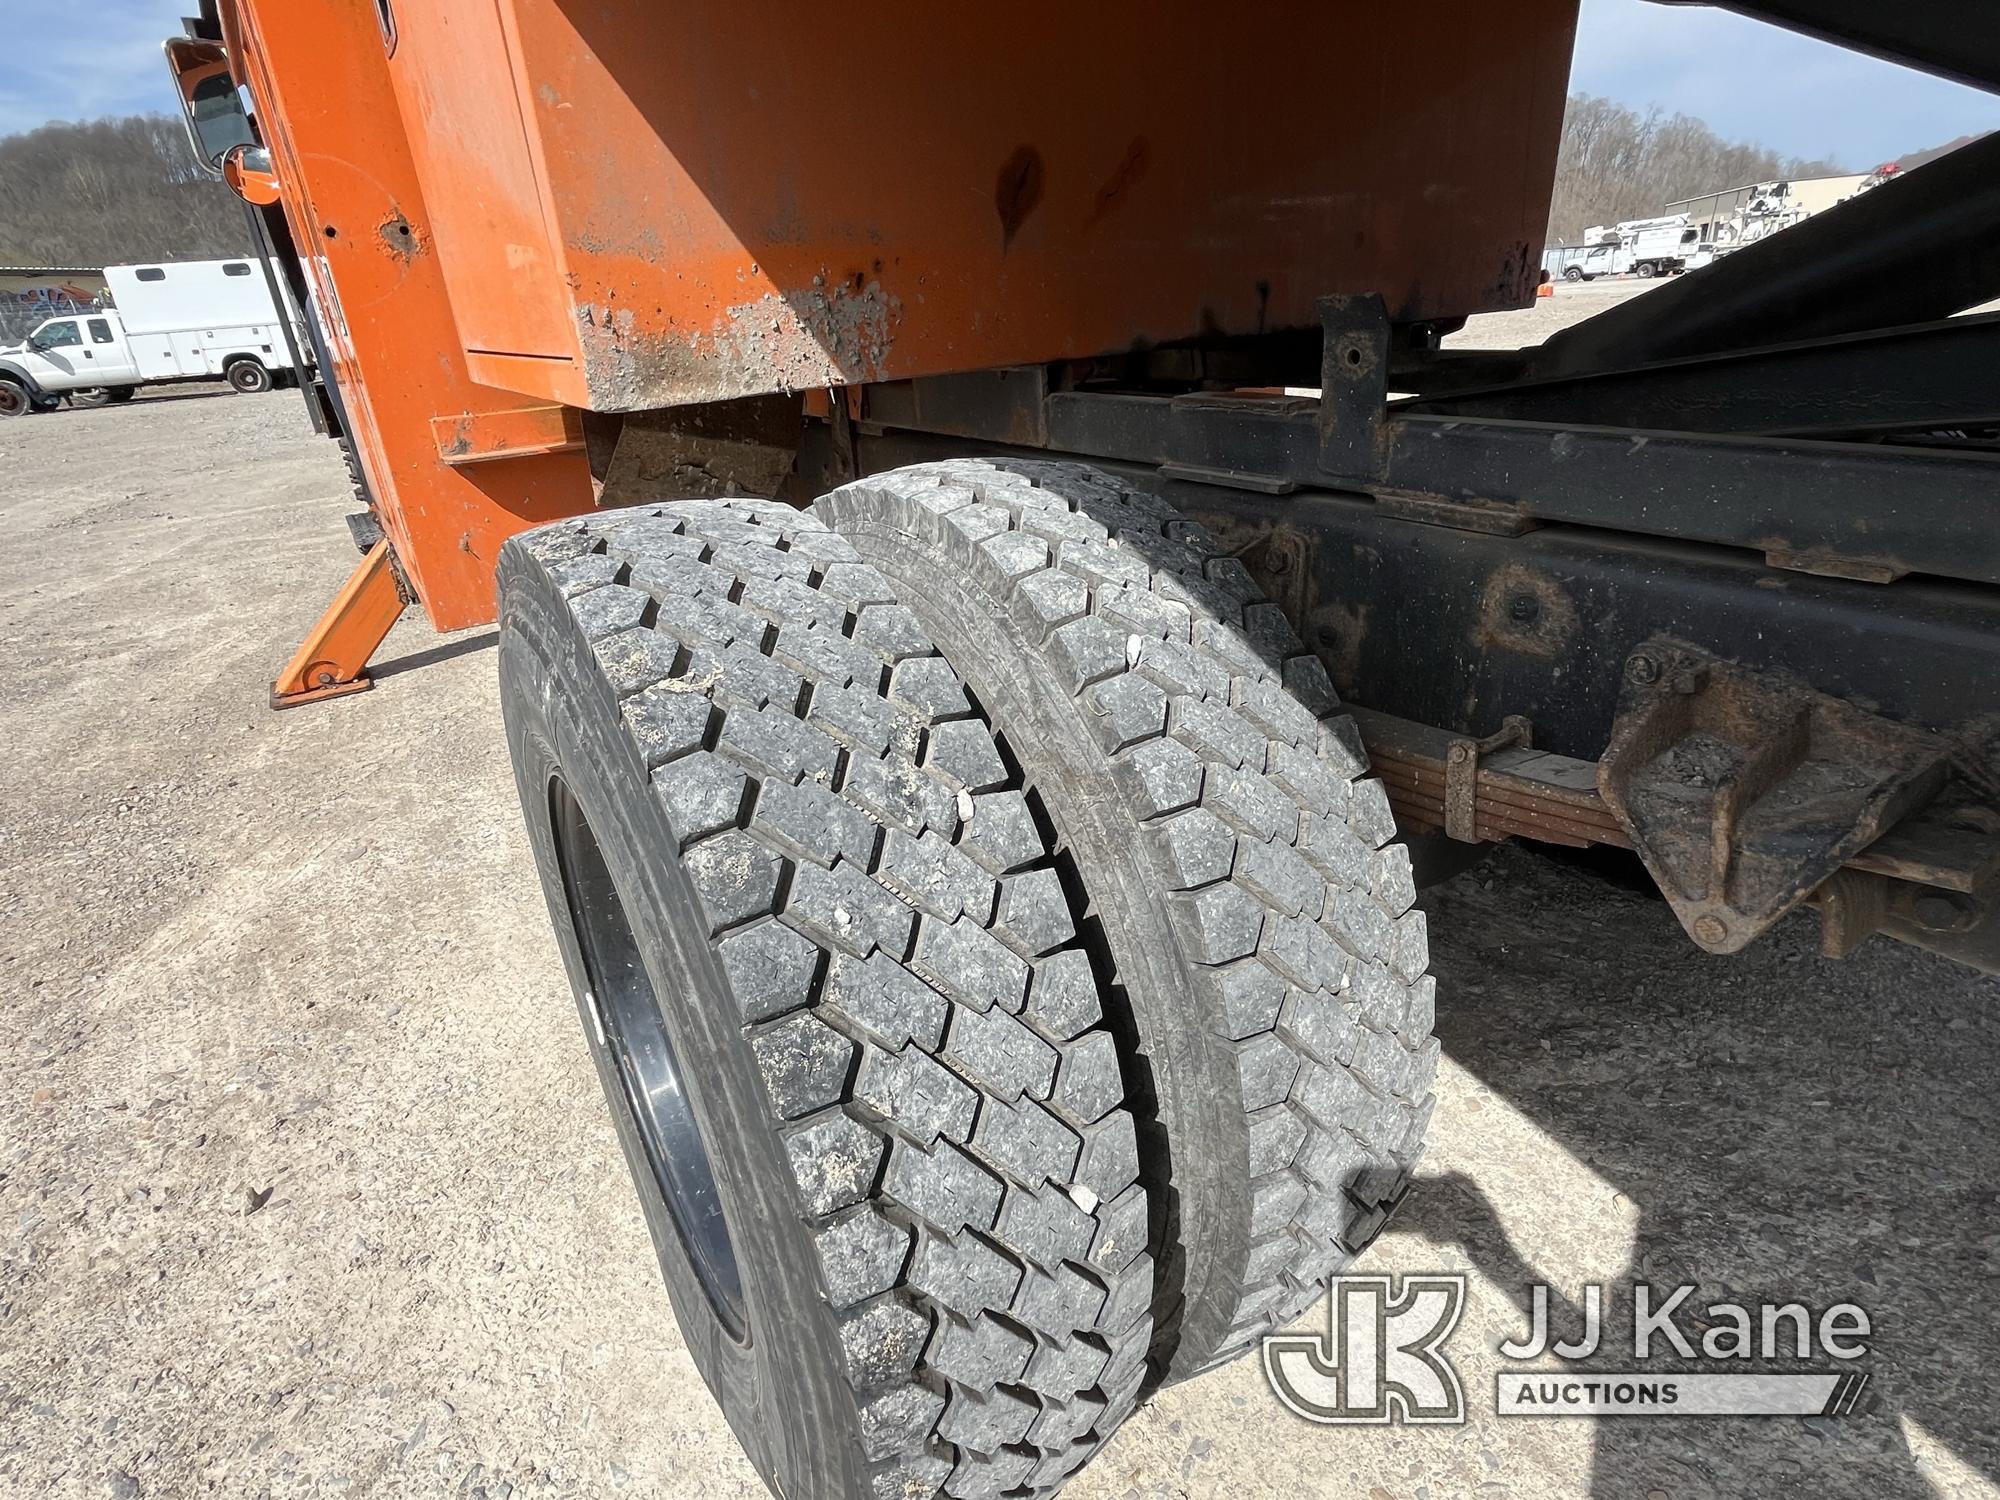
[223,0,1575,650]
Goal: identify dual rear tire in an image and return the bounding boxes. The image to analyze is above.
[497,464,1438,1499]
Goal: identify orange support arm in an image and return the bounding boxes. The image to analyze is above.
[269,542,405,709]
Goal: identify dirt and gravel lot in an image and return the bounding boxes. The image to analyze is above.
[3,289,1996,1500]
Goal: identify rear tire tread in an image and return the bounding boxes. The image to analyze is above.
[819,461,1438,1367]
[507,501,1154,1500]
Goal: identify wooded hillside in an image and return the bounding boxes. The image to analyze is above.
[1548,93,1846,241]
[0,115,248,268]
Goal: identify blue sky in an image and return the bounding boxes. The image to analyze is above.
[0,0,1995,167]
[0,1,186,134]
[1571,0,1999,165]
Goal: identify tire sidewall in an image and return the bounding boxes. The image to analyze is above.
[497,565,875,1499]
[229,362,271,393]
[0,381,30,417]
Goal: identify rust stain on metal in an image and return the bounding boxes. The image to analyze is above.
[1352,706,1628,850]
[1492,239,1533,304]
[1085,137,1153,229]
[1471,562,1576,659]
[1309,601,1369,695]
[994,144,1045,251]
[376,211,423,262]
[1759,542,1906,584]
[575,275,904,412]
[1443,714,1533,842]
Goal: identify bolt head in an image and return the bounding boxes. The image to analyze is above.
[1911,891,1972,932]
[1625,653,1661,686]
[1691,914,1729,946]
[1508,594,1539,625]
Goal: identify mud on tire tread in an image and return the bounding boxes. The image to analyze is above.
[819,460,1438,1373]
[500,501,1153,1500]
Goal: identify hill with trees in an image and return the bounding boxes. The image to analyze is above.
[0,114,248,268]
[1548,93,1846,241]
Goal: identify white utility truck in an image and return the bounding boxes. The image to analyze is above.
[1613,214,1700,277]
[1544,214,1701,282]
[1544,240,1629,282]
[0,258,300,416]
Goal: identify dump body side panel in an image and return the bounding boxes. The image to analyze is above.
[383,0,1579,412]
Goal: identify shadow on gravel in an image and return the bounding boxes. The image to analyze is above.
[45,387,245,413]
[369,630,498,681]
[1415,841,1999,1499]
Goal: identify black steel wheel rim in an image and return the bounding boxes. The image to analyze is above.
[549,776,749,1341]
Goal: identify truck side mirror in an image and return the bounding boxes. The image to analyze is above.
[223,143,283,206]
[163,36,254,174]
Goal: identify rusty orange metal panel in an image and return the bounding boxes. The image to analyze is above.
[231,0,596,633]
[384,2,1579,413]
[431,406,584,466]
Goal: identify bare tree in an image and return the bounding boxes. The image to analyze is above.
[1548,92,1845,241]
[0,114,249,267]
[0,114,252,339]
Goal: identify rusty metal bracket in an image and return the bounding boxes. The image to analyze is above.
[1810,869,1890,959]
[1597,637,1949,953]
[430,405,583,467]
[1317,293,1391,480]
[1355,702,2000,968]
[1444,716,1533,842]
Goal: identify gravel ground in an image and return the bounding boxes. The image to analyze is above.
[2,309,1996,1500]
[1442,278,1652,350]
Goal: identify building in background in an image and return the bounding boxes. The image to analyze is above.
[0,266,107,305]
[1666,173,1869,252]
[0,267,108,340]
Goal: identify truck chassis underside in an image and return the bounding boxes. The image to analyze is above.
[182,0,2000,975]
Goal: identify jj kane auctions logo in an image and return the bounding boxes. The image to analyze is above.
[1265,1276,1872,1423]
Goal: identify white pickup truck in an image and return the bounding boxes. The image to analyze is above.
[0,258,300,416]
